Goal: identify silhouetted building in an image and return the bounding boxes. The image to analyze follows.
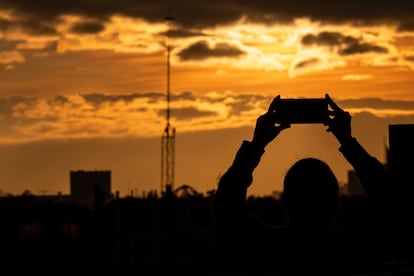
[70,170,112,209]
[388,124,414,196]
[388,124,414,261]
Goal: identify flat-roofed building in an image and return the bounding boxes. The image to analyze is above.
[70,170,111,209]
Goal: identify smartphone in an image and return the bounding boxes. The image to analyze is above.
[274,98,329,124]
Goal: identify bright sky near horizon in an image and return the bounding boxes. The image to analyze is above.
[0,1,413,196]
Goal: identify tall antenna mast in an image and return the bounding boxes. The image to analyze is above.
[161,8,175,196]
[165,8,174,127]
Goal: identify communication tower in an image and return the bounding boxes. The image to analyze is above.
[161,10,175,196]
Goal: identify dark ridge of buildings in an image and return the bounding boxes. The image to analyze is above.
[0,190,408,274]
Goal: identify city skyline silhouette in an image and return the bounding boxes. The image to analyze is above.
[0,1,413,198]
[1,1,413,274]
[1,122,413,275]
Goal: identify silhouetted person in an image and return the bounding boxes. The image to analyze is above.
[212,94,393,273]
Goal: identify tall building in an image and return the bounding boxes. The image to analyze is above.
[70,170,111,209]
[388,124,414,195]
[388,124,414,261]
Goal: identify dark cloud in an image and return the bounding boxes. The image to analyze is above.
[19,18,58,35]
[302,32,347,46]
[405,55,414,62]
[0,15,58,36]
[339,42,388,55]
[53,95,69,104]
[70,21,105,34]
[171,91,196,101]
[0,1,241,30]
[294,58,321,69]
[302,31,388,56]
[387,56,399,62]
[158,28,206,38]
[1,1,412,34]
[177,40,244,61]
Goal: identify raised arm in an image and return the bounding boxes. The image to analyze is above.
[325,94,391,209]
[211,96,290,260]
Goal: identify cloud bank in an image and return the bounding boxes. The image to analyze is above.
[1,91,414,144]
[0,1,412,31]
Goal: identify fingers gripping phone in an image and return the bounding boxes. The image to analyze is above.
[274,98,329,124]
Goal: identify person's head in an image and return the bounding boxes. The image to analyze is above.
[281,158,339,231]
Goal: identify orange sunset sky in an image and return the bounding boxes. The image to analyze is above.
[0,1,413,196]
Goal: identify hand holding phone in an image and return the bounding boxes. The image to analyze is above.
[274,98,329,124]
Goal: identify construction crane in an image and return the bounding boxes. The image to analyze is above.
[161,10,175,197]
